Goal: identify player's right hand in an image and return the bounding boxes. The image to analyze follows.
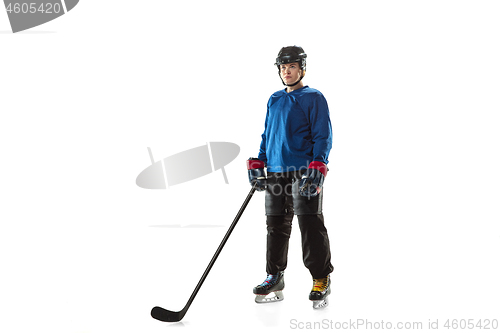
[247,158,267,191]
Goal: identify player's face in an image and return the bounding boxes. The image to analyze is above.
[280,62,302,85]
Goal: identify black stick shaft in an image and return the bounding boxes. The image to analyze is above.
[182,184,257,313]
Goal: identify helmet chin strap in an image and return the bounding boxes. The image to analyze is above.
[285,76,304,87]
[280,71,305,87]
[281,74,305,87]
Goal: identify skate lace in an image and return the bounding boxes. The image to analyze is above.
[259,274,277,287]
[312,277,329,292]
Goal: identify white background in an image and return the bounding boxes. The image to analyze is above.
[1,1,499,332]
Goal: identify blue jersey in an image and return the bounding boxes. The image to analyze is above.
[258,86,332,172]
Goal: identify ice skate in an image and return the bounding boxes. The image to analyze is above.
[309,275,331,309]
[253,271,285,303]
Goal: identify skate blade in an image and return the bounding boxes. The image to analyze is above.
[255,290,284,303]
[312,297,329,309]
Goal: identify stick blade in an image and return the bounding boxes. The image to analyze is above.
[151,306,185,322]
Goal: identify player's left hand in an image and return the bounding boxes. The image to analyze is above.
[299,161,328,197]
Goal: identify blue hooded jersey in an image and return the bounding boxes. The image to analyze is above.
[258,86,332,172]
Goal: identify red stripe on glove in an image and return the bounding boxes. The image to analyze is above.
[247,159,265,170]
[309,161,328,177]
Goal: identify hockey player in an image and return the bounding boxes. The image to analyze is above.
[247,46,334,309]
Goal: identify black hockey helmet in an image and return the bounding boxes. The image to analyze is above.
[275,45,307,71]
[275,45,307,86]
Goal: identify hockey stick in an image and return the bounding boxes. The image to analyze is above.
[151,184,258,322]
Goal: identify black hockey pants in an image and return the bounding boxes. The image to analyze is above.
[265,171,333,279]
